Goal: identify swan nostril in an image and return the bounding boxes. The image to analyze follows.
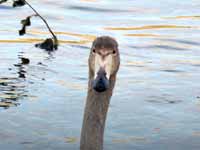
[97,68,107,76]
[97,72,106,77]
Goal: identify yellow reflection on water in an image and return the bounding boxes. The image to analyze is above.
[112,136,148,144]
[0,39,41,43]
[57,80,86,90]
[64,137,77,143]
[28,30,96,41]
[175,60,200,66]
[0,94,18,100]
[164,15,200,20]
[105,25,194,30]
[0,38,91,44]
[0,102,15,107]
[125,33,159,37]
[126,61,146,67]
[0,30,96,44]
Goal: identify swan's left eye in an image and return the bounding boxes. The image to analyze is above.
[112,50,116,54]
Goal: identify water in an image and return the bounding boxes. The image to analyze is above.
[1,0,200,149]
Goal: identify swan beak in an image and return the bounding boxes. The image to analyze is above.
[92,67,109,93]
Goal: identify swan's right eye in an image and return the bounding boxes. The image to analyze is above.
[92,49,96,53]
[112,50,116,54]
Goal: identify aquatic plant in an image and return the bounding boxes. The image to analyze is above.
[0,0,58,51]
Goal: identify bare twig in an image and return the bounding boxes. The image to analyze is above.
[24,0,57,41]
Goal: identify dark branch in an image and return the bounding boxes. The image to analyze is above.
[1,0,59,51]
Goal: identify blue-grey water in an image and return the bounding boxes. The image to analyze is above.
[1,0,200,149]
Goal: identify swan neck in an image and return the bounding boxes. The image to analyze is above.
[80,76,116,150]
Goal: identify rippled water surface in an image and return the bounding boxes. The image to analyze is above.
[1,0,200,149]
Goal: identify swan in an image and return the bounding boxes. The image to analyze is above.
[80,36,120,150]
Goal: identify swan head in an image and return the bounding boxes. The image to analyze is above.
[89,36,120,93]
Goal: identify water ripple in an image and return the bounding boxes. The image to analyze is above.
[105,25,195,30]
[0,77,27,108]
[68,5,130,13]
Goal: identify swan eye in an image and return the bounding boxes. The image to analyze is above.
[112,50,116,54]
[92,49,96,53]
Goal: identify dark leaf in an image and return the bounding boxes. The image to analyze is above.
[19,26,26,36]
[13,0,25,7]
[21,17,31,26]
[35,38,54,51]
[19,16,32,36]
[0,0,7,4]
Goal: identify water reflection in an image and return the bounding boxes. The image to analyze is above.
[105,25,194,30]
[125,33,160,37]
[0,38,92,45]
[0,5,12,10]
[0,77,27,108]
[160,38,200,46]
[163,15,200,20]
[0,54,29,109]
[68,5,130,13]
[146,95,183,104]
[130,44,189,51]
